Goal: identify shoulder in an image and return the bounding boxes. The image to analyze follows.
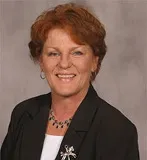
[11,93,50,121]
[93,96,139,159]
[95,96,137,135]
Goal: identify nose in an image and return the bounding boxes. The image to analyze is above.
[58,54,72,69]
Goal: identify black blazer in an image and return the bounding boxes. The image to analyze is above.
[1,85,139,160]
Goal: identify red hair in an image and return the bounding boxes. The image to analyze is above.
[28,3,107,80]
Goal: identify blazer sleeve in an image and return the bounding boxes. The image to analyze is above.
[125,125,140,160]
[1,105,21,160]
[96,122,140,160]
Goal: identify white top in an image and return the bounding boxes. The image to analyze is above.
[40,134,64,160]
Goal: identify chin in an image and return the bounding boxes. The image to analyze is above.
[53,88,79,98]
[49,77,90,98]
[52,82,89,99]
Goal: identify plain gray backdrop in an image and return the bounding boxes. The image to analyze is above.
[0,0,146,159]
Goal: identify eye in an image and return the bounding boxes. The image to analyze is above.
[72,51,84,56]
[47,52,60,57]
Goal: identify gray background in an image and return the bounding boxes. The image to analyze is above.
[0,0,146,159]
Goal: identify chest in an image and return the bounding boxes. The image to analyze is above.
[14,126,100,160]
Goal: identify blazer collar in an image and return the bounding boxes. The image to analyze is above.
[20,94,51,160]
[25,92,52,119]
[68,84,100,131]
[20,84,100,160]
[55,84,100,160]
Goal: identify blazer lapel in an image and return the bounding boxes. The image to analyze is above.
[20,93,51,160]
[55,84,100,160]
[19,84,100,160]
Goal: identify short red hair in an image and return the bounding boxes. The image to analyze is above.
[28,3,107,80]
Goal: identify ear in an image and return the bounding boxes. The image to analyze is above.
[91,56,99,72]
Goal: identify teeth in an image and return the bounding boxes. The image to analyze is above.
[57,74,75,78]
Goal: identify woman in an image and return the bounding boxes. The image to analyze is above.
[1,3,139,160]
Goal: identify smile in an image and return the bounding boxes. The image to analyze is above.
[55,74,76,82]
[56,74,76,82]
[56,74,76,78]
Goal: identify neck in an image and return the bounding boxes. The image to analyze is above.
[51,85,89,121]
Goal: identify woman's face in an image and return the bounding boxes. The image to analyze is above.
[40,28,98,98]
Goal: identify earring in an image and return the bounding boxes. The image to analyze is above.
[40,71,45,79]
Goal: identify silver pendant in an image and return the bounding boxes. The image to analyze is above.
[60,145,77,160]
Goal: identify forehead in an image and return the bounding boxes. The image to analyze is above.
[46,28,73,43]
[44,27,84,47]
[44,28,93,53]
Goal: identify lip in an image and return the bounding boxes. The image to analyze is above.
[56,74,76,78]
[55,74,76,82]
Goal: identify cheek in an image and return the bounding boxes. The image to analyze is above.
[41,59,58,73]
[74,58,93,74]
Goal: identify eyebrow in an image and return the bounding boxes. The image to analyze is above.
[46,46,85,52]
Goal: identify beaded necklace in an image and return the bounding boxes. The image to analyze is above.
[48,109,72,129]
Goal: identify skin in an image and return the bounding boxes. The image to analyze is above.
[39,28,98,135]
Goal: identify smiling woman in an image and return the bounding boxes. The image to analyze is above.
[1,2,139,160]
[40,28,98,98]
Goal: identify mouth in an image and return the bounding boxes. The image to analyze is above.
[55,74,76,82]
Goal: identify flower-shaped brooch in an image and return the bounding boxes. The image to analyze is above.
[60,145,77,160]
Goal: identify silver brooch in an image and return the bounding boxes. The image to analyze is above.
[60,145,77,160]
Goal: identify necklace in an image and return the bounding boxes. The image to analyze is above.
[48,109,72,129]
